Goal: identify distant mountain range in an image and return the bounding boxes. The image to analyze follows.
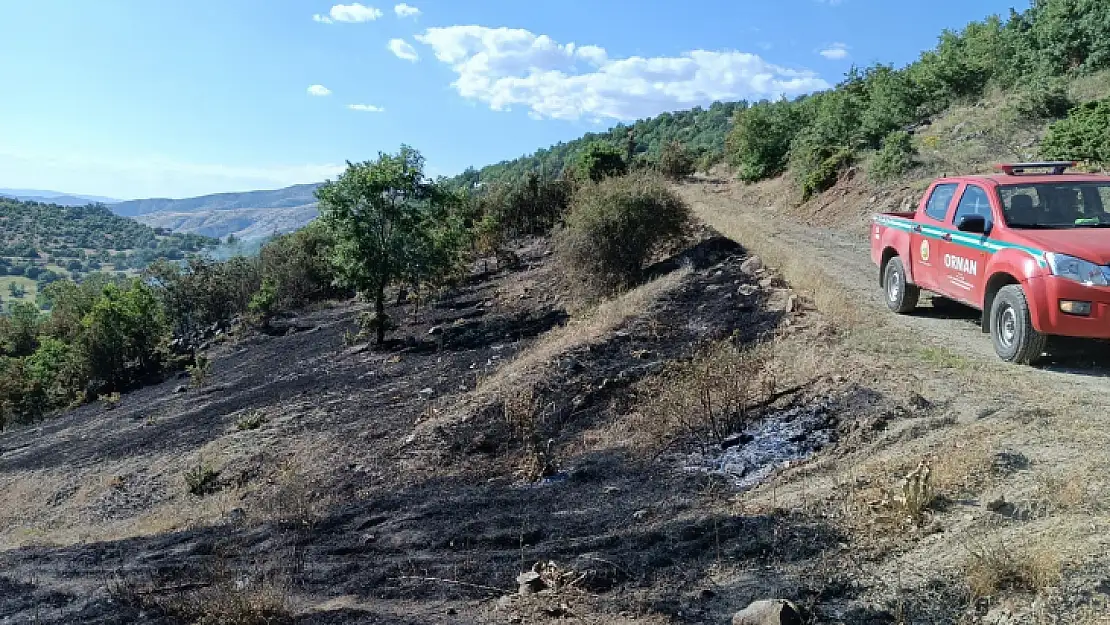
[109,183,320,217]
[0,188,121,206]
[110,184,321,241]
[134,205,320,241]
[2,184,324,242]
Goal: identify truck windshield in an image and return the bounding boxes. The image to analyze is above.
[998,182,1110,228]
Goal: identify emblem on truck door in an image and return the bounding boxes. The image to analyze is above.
[920,240,930,263]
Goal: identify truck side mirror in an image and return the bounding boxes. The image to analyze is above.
[957,215,988,234]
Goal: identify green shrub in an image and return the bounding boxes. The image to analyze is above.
[356,310,395,340]
[1041,98,1110,166]
[1028,0,1110,75]
[727,101,807,182]
[658,140,696,180]
[0,358,34,429]
[26,337,84,409]
[258,222,346,310]
[857,65,921,146]
[554,172,691,295]
[236,410,266,431]
[870,131,917,181]
[318,146,466,345]
[473,174,569,240]
[905,31,992,114]
[81,280,167,390]
[571,141,628,182]
[185,460,220,496]
[248,280,278,329]
[188,354,212,388]
[785,89,865,200]
[0,302,41,357]
[696,149,726,173]
[145,257,261,339]
[794,146,855,201]
[99,391,122,409]
[39,277,114,343]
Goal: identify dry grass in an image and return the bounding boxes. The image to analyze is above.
[1035,467,1105,514]
[927,436,997,500]
[478,265,692,397]
[679,184,868,331]
[914,93,1043,177]
[469,267,696,481]
[247,459,331,529]
[895,460,934,522]
[502,386,542,442]
[110,554,296,625]
[128,582,293,625]
[631,339,776,454]
[1067,68,1110,103]
[0,420,343,550]
[965,539,1063,601]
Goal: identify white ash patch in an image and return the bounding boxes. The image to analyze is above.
[681,399,835,490]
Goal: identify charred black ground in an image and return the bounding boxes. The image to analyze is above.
[0,232,932,624]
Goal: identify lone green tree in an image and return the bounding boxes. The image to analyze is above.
[316,146,457,345]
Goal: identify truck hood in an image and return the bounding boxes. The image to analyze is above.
[1011,229,1110,265]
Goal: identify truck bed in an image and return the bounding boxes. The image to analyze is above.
[874,210,917,220]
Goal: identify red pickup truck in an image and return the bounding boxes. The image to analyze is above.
[871,162,1110,364]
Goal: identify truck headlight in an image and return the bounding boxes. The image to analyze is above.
[1044,253,1110,286]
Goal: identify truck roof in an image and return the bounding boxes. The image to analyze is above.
[935,162,1110,187]
[940,173,1110,186]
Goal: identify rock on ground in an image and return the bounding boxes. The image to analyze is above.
[732,599,803,625]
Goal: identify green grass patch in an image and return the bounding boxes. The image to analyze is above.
[0,276,38,305]
[918,345,972,370]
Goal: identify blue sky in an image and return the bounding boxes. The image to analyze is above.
[0,0,1025,200]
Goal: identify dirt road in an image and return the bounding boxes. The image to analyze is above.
[679,177,1110,623]
[677,180,1110,389]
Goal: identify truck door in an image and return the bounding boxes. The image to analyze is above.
[913,182,960,293]
[942,184,991,305]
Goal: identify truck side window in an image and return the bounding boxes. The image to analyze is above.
[924,183,959,221]
[953,185,992,229]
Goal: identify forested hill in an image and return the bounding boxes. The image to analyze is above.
[453,0,1110,192]
[455,101,743,187]
[111,183,320,217]
[0,197,216,289]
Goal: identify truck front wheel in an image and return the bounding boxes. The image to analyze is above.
[990,285,1047,365]
[883,257,919,314]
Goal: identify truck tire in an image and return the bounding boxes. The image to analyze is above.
[883,257,919,314]
[990,284,1047,365]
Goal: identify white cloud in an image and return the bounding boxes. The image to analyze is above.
[819,43,850,60]
[348,104,385,112]
[394,3,420,18]
[314,3,383,24]
[307,84,332,96]
[414,25,829,122]
[388,38,420,62]
[816,0,845,5]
